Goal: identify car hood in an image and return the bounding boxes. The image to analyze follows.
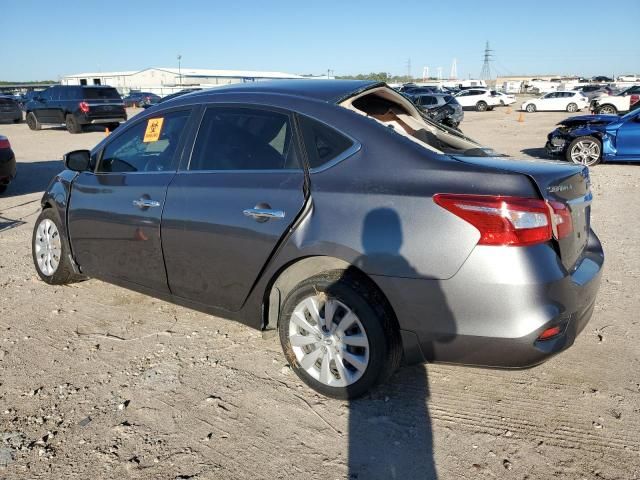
[556,114,619,128]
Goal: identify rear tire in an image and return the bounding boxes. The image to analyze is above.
[0,185,7,194]
[65,114,82,134]
[32,209,83,285]
[566,103,578,113]
[597,104,617,114]
[476,101,488,112]
[525,103,537,113]
[566,136,602,166]
[107,122,120,131]
[26,112,41,130]
[278,270,401,400]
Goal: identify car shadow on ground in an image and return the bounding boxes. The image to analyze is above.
[1,159,64,198]
[521,148,552,160]
[335,208,457,479]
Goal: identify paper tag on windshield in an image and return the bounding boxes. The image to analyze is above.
[143,118,164,142]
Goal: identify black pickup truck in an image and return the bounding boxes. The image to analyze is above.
[24,85,127,134]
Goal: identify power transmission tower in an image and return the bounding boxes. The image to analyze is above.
[450,58,457,79]
[480,41,493,80]
[406,58,412,79]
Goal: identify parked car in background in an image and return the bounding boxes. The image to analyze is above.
[24,85,126,134]
[545,106,640,166]
[123,92,161,108]
[401,86,441,96]
[592,76,613,83]
[572,85,613,101]
[18,90,42,110]
[454,89,501,111]
[409,92,464,128]
[521,91,589,113]
[32,80,603,399]
[492,91,516,106]
[0,96,23,123]
[592,85,640,114]
[0,134,16,194]
[617,75,639,82]
[142,88,202,109]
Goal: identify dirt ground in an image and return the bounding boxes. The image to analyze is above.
[0,105,638,479]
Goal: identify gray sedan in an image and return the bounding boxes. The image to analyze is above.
[32,80,603,399]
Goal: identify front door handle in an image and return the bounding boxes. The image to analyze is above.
[133,198,161,209]
[243,207,285,223]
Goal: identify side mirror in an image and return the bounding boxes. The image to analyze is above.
[64,150,91,172]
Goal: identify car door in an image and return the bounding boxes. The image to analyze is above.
[614,111,640,159]
[34,87,58,123]
[161,105,306,312]
[67,107,194,292]
[538,92,556,110]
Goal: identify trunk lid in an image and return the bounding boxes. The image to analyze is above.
[452,156,592,270]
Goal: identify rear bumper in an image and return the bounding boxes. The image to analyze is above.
[76,112,127,125]
[375,229,604,367]
[0,111,22,121]
[0,150,17,184]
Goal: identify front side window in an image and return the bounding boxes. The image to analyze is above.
[189,107,299,171]
[97,110,190,173]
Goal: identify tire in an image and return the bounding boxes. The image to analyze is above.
[0,184,7,194]
[565,136,602,166]
[32,209,83,285]
[476,101,488,112]
[107,122,120,131]
[65,114,82,134]
[278,270,401,400]
[597,104,617,115]
[525,103,537,113]
[567,103,578,113]
[26,112,41,130]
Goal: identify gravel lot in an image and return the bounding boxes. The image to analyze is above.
[1,106,639,479]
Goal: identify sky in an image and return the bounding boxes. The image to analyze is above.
[1,0,639,81]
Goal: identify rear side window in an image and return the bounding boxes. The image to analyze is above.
[298,115,354,170]
[189,107,300,171]
[82,87,121,100]
[98,110,190,173]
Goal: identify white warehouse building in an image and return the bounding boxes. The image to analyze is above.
[61,67,305,95]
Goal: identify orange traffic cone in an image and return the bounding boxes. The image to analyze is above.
[105,127,110,136]
[506,107,512,114]
[517,112,525,123]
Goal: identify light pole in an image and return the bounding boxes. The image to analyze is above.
[177,54,182,86]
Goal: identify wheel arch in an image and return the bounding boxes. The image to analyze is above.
[263,255,401,339]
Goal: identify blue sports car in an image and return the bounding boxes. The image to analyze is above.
[546,103,640,166]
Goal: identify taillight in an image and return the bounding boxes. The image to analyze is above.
[537,325,562,341]
[433,194,553,246]
[79,101,90,113]
[0,138,10,149]
[547,201,573,240]
[630,94,639,106]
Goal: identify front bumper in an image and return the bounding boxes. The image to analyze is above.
[375,229,604,368]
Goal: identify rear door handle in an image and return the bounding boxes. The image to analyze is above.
[133,198,161,209]
[243,208,285,222]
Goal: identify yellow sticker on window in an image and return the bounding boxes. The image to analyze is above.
[143,118,164,142]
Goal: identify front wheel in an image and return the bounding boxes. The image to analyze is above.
[597,104,617,115]
[32,209,83,285]
[279,270,401,399]
[567,102,578,113]
[26,112,41,130]
[566,136,602,166]
[476,101,488,112]
[525,103,537,113]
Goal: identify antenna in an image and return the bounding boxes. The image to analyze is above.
[480,41,493,80]
[450,58,457,80]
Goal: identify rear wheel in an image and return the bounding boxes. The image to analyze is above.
[566,136,602,166]
[566,102,578,113]
[279,270,401,399]
[525,103,537,113]
[107,122,120,131]
[26,112,41,130]
[65,114,82,134]
[597,104,617,114]
[476,101,488,112]
[32,209,83,285]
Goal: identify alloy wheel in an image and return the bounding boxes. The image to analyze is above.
[570,140,600,166]
[34,218,62,276]
[288,295,369,387]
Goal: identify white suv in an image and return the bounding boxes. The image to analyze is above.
[521,91,589,113]
[592,85,640,114]
[454,89,501,112]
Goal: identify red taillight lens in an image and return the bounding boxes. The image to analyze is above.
[433,194,553,246]
[547,201,573,240]
[537,325,562,341]
[0,138,10,149]
[630,94,639,106]
[79,101,90,113]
